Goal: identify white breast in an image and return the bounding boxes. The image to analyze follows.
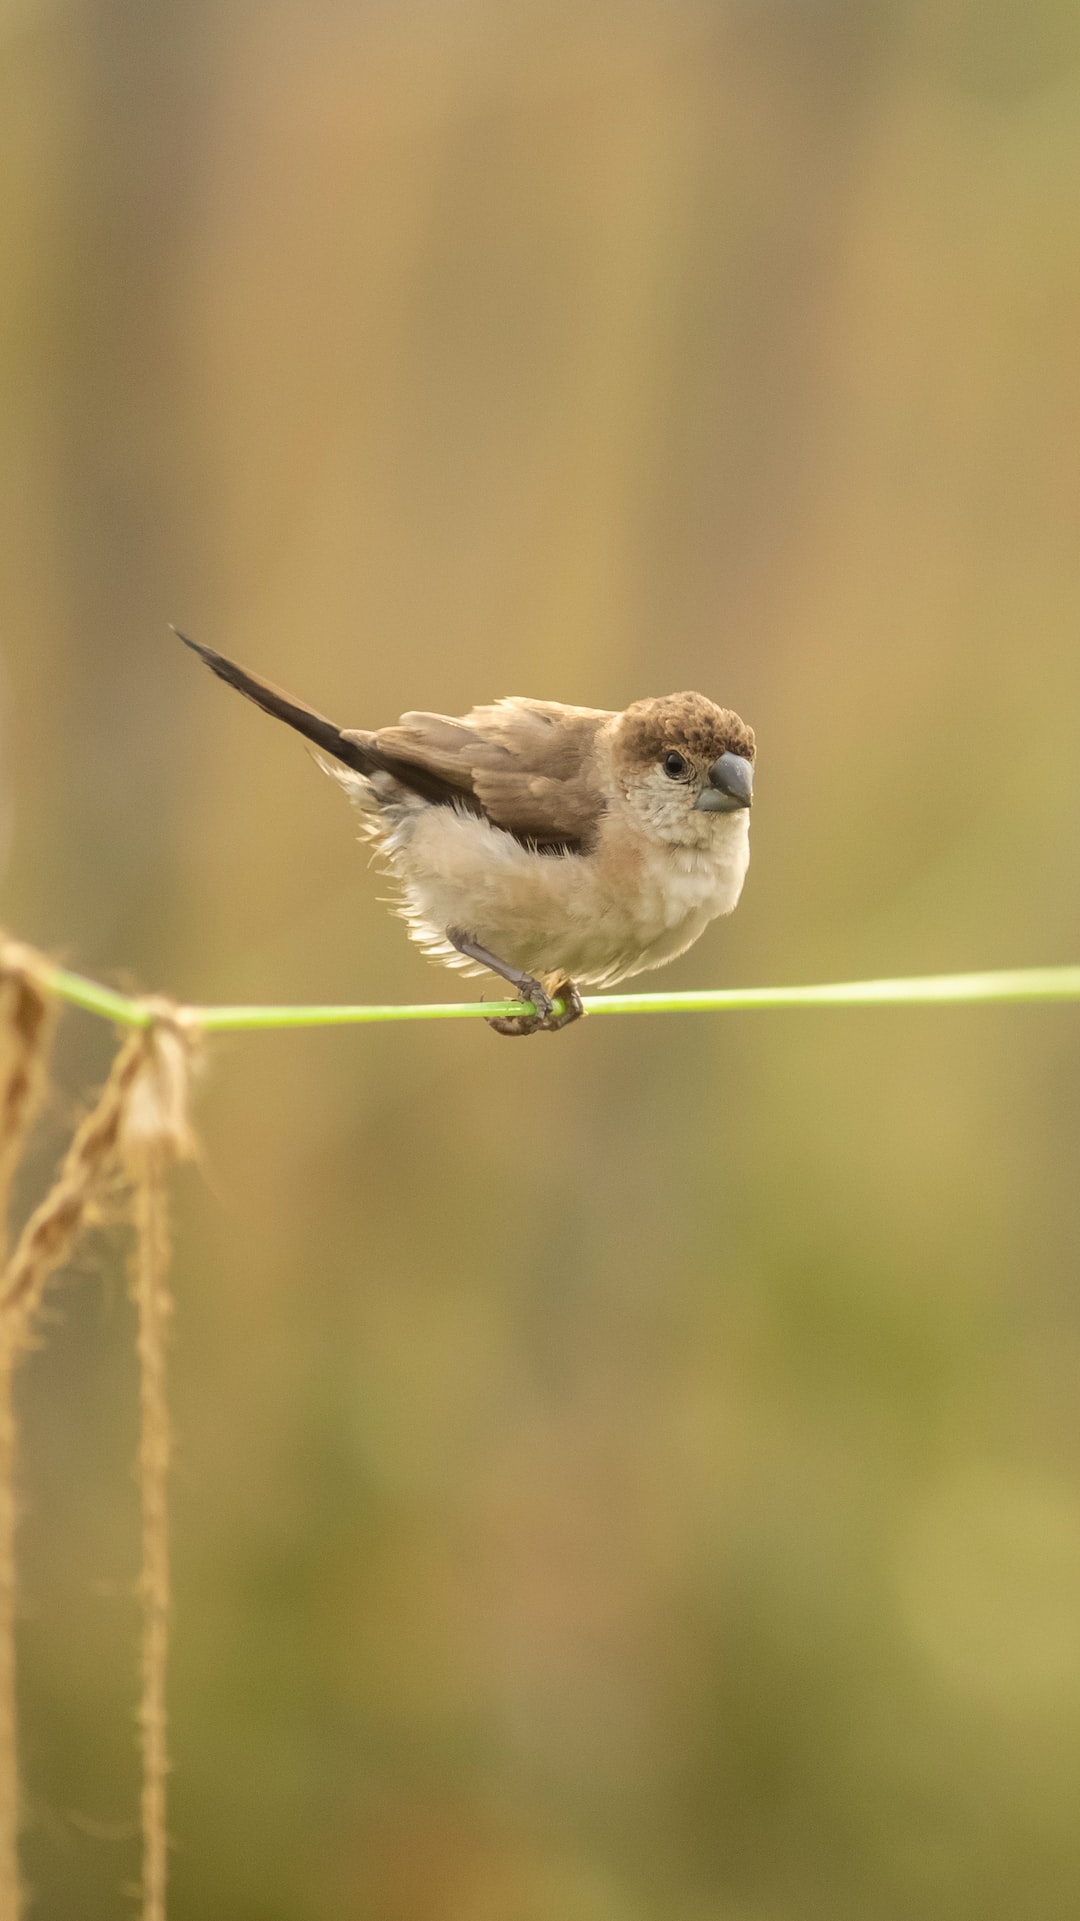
[325,766,751,991]
[622,812,750,975]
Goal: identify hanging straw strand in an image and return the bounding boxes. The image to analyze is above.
[0,947,56,1224]
[0,1029,146,1326]
[0,992,195,1921]
[0,948,57,1921]
[0,1018,141,1921]
[120,1017,196,1921]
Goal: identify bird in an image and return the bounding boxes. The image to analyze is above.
[175,631,755,1036]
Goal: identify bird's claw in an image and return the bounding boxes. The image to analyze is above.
[486,979,584,1038]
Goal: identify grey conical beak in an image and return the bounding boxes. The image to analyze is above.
[693,751,753,812]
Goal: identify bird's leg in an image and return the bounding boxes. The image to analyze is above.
[446,929,584,1037]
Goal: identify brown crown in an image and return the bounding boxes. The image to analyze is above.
[614,692,756,772]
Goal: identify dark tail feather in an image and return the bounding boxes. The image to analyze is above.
[172,628,376,777]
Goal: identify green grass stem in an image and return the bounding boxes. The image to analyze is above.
[32,963,1080,1032]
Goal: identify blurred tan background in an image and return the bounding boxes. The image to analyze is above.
[3,1,1080,1915]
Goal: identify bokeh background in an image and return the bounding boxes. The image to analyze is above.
[3,1,1080,1915]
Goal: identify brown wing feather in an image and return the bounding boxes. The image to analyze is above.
[178,634,613,849]
[370,698,613,848]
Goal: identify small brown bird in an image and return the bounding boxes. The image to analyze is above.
[177,633,755,1036]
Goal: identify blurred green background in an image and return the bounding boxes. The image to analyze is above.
[4,1,1080,1915]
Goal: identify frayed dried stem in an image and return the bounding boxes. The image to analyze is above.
[0,946,57,1921]
[0,1029,147,1330]
[0,1016,139,1921]
[0,980,196,1921]
[120,1017,197,1921]
[0,1330,19,1921]
[0,943,57,1255]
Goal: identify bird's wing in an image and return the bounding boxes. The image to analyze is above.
[176,633,483,814]
[366,698,614,848]
[176,635,613,850]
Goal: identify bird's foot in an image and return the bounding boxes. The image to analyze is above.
[446,929,584,1038]
[486,978,584,1038]
[542,980,585,1031]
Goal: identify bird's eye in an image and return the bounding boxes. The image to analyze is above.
[662,750,688,779]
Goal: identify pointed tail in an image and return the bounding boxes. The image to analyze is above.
[172,629,377,777]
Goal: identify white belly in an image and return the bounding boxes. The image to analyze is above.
[379,801,750,990]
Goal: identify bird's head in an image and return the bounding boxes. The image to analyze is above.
[609,692,756,848]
